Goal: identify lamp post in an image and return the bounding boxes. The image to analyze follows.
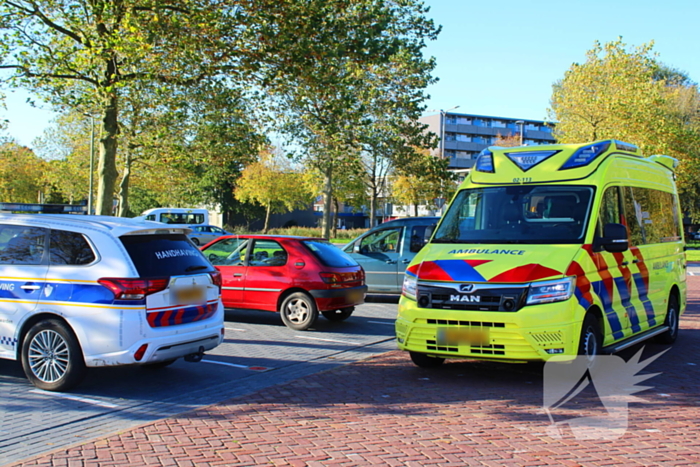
[440,105,460,159]
[515,120,525,146]
[87,116,95,215]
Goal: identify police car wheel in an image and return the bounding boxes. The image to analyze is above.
[657,294,680,345]
[191,237,200,246]
[21,319,86,392]
[322,307,354,322]
[578,314,601,365]
[280,292,318,331]
[142,358,178,369]
[409,351,445,368]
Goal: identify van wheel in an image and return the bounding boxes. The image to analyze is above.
[322,307,354,322]
[409,351,445,368]
[191,237,200,246]
[280,292,318,331]
[578,313,602,366]
[21,319,86,392]
[657,295,680,344]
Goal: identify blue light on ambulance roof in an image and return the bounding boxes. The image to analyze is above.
[475,149,494,173]
[560,141,611,170]
[504,150,559,172]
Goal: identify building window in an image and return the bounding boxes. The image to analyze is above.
[445,132,456,141]
[446,116,457,125]
[457,116,472,125]
[455,151,471,159]
[444,150,456,158]
[455,133,471,142]
[491,120,506,128]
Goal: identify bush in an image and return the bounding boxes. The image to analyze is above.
[224,225,367,241]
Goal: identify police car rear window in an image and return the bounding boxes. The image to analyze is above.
[120,234,214,277]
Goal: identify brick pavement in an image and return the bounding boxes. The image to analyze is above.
[6,278,700,467]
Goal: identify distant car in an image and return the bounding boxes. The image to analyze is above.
[188,225,231,246]
[201,235,367,330]
[343,217,439,294]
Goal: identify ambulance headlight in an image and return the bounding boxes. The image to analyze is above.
[526,277,575,305]
[402,275,417,301]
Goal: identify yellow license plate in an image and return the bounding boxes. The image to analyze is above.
[174,287,205,304]
[437,328,490,346]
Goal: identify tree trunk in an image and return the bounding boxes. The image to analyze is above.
[263,203,271,233]
[96,92,119,216]
[370,190,378,229]
[414,202,419,217]
[322,163,333,239]
[332,198,339,239]
[117,152,131,217]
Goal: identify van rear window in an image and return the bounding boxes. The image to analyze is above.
[302,240,358,268]
[120,234,214,277]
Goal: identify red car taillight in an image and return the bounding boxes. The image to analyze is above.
[319,271,362,288]
[319,272,343,288]
[98,277,169,300]
[209,270,222,292]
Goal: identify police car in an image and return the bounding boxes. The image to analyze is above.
[0,214,225,391]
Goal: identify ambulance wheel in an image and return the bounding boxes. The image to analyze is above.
[657,294,680,344]
[21,319,86,392]
[322,307,354,321]
[409,351,445,368]
[280,292,318,330]
[578,313,601,366]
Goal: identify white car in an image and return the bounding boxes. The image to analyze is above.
[0,214,225,391]
[188,225,231,246]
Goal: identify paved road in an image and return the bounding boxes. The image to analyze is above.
[0,296,400,466]
[3,278,700,466]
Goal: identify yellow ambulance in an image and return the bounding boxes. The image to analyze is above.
[396,140,686,367]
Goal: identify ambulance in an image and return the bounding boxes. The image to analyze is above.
[396,140,685,367]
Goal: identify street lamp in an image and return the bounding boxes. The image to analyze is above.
[515,120,525,146]
[439,105,460,159]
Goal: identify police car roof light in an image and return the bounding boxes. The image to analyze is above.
[559,141,611,170]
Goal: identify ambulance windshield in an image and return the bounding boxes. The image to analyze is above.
[433,185,594,244]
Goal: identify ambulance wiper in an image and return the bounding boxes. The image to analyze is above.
[430,238,458,244]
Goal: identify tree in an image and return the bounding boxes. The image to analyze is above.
[2,0,426,216]
[269,0,439,238]
[549,38,700,219]
[391,147,456,217]
[235,150,316,233]
[0,142,46,202]
[494,132,521,147]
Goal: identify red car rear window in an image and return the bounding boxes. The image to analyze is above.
[302,240,359,268]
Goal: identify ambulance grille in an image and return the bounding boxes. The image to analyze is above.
[470,344,506,356]
[418,285,527,312]
[427,319,505,328]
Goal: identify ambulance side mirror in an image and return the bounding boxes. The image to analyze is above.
[594,223,629,253]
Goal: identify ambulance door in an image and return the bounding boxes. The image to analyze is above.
[594,187,632,340]
[0,224,49,360]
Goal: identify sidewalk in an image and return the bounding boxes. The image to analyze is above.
[6,279,700,467]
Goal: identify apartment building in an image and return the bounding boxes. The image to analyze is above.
[419,111,556,170]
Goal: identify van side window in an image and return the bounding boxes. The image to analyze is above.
[360,228,401,254]
[596,187,622,238]
[50,230,96,265]
[409,225,431,253]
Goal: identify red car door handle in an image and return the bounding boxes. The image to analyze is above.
[233,273,243,277]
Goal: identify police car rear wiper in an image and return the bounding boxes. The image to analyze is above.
[185,265,209,272]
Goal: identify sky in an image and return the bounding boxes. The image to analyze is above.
[2,0,700,148]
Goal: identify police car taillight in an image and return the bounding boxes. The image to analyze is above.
[209,270,222,292]
[98,277,169,300]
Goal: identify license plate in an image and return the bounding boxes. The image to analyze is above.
[437,327,490,346]
[174,287,205,304]
[347,288,365,303]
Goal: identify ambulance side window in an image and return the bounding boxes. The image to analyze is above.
[621,187,645,246]
[597,187,621,237]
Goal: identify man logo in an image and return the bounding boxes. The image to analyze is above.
[459,284,474,292]
[450,295,480,302]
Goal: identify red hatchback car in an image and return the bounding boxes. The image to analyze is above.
[201,235,367,330]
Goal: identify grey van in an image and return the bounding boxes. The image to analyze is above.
[343,217,439,293]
